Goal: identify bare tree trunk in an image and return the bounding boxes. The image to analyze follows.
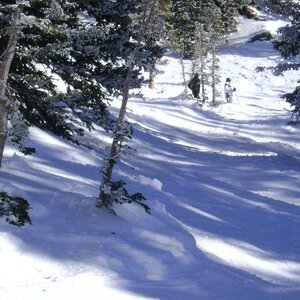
[192,23,207,101]
[200,60,206,100]
[211,39,220,106]
[199,25,207,101]
[211,42,217,105]
[98,1,158,207]
[148,63,156,89]
[0,9,22,168]
[180,44,188,98]
[98,61,134,206]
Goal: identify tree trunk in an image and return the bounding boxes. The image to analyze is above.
[180,44,188,98]
[211,42,216,105]
[148,63,156,89]
[192,23,207,101]
[98,1,158,207]
[199,25,207,101]
[98,63,134,206]
[211,38,221,106]
[0,10,22,168]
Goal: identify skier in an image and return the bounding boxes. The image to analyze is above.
[188,73,201,99]
[224,78,236,103]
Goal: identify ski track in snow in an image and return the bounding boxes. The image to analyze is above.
[1,14,300,300]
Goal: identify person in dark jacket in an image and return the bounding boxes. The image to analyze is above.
[188,73,201,99]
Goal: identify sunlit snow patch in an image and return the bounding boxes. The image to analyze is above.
[119,171,163,191]
[188,228,300,287]
[218,151,277,157]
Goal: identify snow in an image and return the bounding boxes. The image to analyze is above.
[1,15,300,300]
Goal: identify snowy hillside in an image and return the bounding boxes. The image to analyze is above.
[1,14,300,300]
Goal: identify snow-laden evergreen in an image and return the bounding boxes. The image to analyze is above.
[272,0,300,120]
[1,11,300,300]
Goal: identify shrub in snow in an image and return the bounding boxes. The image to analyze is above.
[97,180,150,215]
[284,86,300,125]
[247,31,272,43]
[0,192,32,226]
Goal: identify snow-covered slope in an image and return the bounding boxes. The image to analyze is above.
[1,15,300,300]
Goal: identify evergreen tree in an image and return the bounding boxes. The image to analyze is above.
[214,0,240,34]
[148,0,171,89]
[98,0,164,213]
[0,1,24,167]
[1,0,163,214]
[168,0,239,58]
[12,0,141,135]
[275,3,300,122]
[262,0,300,122]
[167,0,239,101]
[207,3,227,105]
[191,23,210,101]
[0,0,141,167]
[168,0,198,58]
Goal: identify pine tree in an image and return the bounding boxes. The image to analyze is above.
[207,3,227,105]
[0,0,141,167]
[168,0,198,58]
[0,2,24,167]
[275,12,300,122]
[263,0,300,122]
[215,0,240,34]
[16,0,141,135]
[97,0,164,213]
[191,23,209,101]
[148,0,171,89]
[167,0,239,102]
[203,0,239,104]
[167,1,213,98]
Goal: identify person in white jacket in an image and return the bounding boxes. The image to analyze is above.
[224,78,236,103]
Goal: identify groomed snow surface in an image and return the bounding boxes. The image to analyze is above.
[1,16,300,300]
